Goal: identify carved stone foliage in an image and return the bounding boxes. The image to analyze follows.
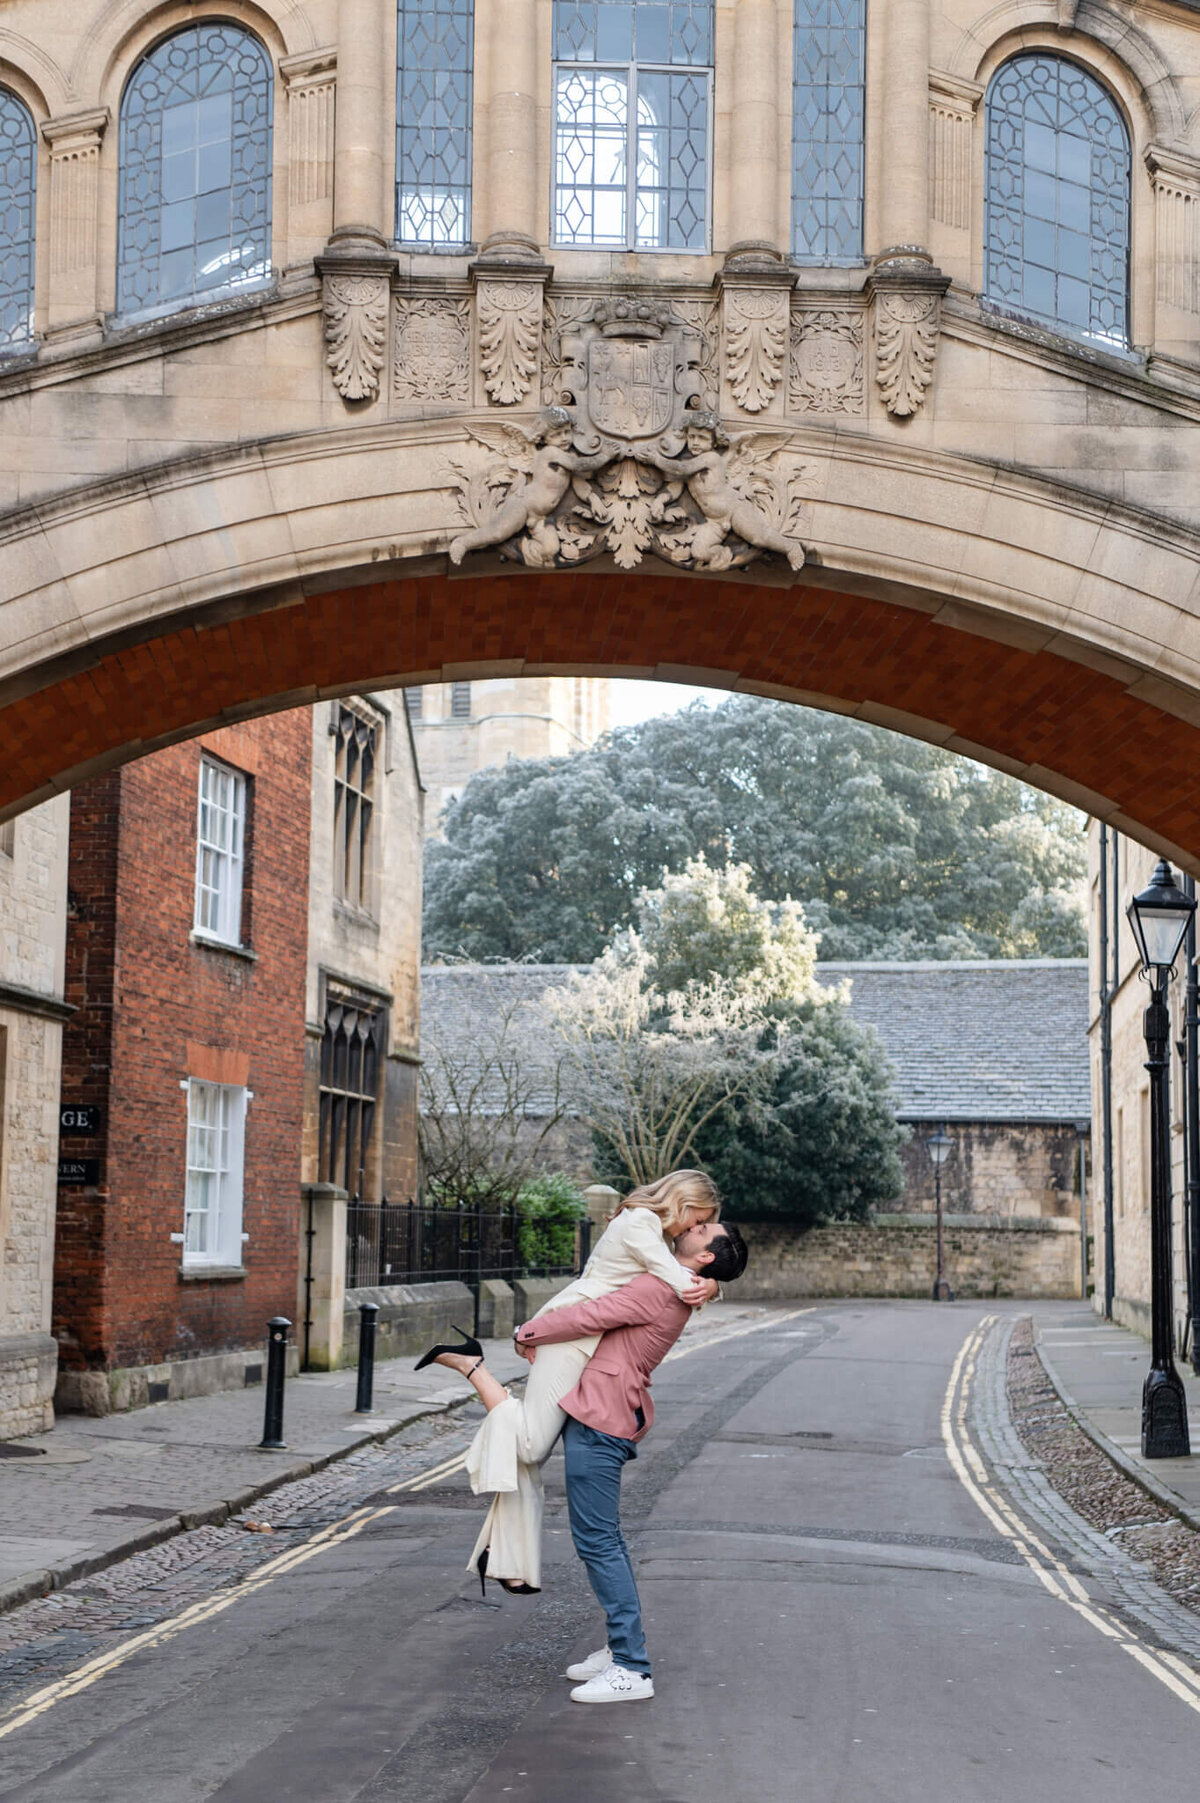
[789,308,864,416]
[322,271,389,403]
[476,279,542,405]
[873,289,941,419]
[393,296,471,402]
[723,285,789,414]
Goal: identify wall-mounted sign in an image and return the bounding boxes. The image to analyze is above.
[57,1158,99,1186]
[59,1105,101,1134]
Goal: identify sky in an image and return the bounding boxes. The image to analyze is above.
[606,679,729,728]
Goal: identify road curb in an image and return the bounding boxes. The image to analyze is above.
[1034,1336,1200,1536]
[0,1391,471,1619]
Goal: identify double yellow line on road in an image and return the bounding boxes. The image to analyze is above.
[943,1316,1200,1719]
[0,1304,811,1743]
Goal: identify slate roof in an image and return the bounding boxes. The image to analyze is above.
[420,957,1091,1125]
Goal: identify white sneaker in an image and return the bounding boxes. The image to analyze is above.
[565,1645,612,1681]
[570,1664,655,1704]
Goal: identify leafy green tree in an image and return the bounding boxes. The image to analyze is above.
[515,1172,586,1270]
[423,698,1086,963]
[565,859,904,1220]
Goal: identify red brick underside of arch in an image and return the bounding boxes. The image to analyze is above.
[4,569,1200,855]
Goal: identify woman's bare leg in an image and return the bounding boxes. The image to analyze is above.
[431,1349,508,1412]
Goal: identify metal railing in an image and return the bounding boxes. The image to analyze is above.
[344,1196,591,1294]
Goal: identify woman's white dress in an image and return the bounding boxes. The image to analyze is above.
[465,1207,694,1588]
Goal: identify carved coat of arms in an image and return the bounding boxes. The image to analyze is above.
[446,296,807,574]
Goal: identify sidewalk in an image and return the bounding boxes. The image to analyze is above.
[1033,1301,1200,1526]
[0,1335,529,1614]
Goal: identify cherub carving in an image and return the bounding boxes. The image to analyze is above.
[448,409,610,567]
[642,413,806,571]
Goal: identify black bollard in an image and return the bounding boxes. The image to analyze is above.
[259,1316,291,1449]
[354,1302,380,1414]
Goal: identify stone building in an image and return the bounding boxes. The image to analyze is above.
[52,699,422,1416]
[7,0,1200,1348]
[406,676,611,836]
[1087,826,1200,1343]
[0,800,70,1440]
[421,958,1091,1219]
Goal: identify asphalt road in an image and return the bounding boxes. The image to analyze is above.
[3,1301,1200,1802]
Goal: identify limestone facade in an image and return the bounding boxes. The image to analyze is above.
[408,675,610,836]
[0,797,70,1439]
[4,0,1200,878]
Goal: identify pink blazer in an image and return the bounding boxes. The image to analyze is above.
[515,1274,691,1442]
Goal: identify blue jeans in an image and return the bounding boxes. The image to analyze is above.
[562,1416,650,1676]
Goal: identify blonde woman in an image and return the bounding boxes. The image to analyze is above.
[416,1170,721,1593]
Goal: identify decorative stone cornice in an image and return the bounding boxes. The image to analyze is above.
[716,253,796,418]
[470,256,552,407]
[0,980,74,1022]
[868,251,951,419]
[1146,144,1200,195]
[40,106,109,149]
[316,247,398,403]
[279,47,337,87]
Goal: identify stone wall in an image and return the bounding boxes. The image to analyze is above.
[735,1215,1083,1301]
[895,1122,1084,1220]
[0,796,70,1439]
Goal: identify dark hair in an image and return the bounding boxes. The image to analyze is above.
[705,1223,748,1283]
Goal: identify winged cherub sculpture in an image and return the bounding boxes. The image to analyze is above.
[639,412,807,571]
[448,408,611,568]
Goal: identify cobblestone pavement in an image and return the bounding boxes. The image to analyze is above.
[968,1312,1200,1665]
[0,1300,774,1721]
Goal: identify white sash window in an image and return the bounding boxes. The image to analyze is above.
[183,1079,247,1267]
[194,756,246,945]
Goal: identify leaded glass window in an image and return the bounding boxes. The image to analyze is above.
[396,0,474,246]
[118,24,272,318]
[0,91,36,351]
[791,0,865,263]
[553,1,712,250]
[985,55,1129,347]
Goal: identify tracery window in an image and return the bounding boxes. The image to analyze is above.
[0,91,36,351]
[318,992,385,1196]
[791,0,866,263]
[396,0,474,245]
[985,54,1130,347]
[333,704,378,913]
[553,0,713,250]
[118,23,273,318]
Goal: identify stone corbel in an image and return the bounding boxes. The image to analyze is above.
[717,246,796,419]
[41,107,110,336]
[867,250,951,420]
[316,250,398,403]
[1147,145,1200,317]
[470,253,552,407]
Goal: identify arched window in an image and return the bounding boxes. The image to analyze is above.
[985,54,1129,346]
[396,0,474,246]
[118,23,272,318]
[0,90,37,351]
[553,1,713,250]
[791,0,866,264]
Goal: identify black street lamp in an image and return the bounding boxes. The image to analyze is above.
[927,1127,954,1301]
[1127,858,1197,1459]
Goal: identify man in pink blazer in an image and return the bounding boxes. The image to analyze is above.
[513,1217,749,1705]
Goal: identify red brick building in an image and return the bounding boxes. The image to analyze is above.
[54,717,311,1412]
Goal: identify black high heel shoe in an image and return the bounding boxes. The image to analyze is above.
[477,1547,540,1599]
[414,1324,484,1372]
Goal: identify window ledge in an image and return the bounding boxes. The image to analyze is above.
[189,931,257,962]
[178,1265,247,1283]
[333,900,381,932]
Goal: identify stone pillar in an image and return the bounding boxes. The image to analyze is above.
[330,0,387,248]
[877,0,930,257]
[281,49,338,265]
[301,1183,348,1370]
[582,1184,620,1233]
[717,255,795,420]
[1148,145,1200,362]
[41,108,109,339]
[479,0,540,260]
[728,0,780,257]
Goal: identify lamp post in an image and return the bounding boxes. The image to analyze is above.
[1126,859,1197,1459]
[927,1128,954,1301]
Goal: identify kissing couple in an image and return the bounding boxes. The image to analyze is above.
[416,1169,749,1704]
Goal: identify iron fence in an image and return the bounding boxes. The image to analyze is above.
[344,1196,591,1294]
